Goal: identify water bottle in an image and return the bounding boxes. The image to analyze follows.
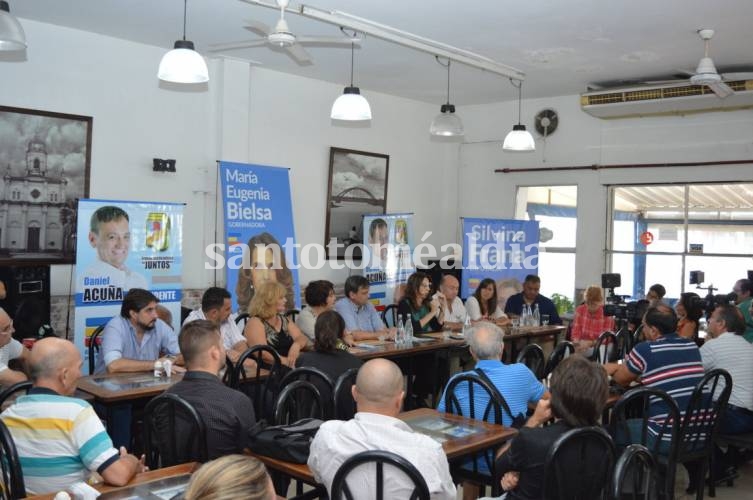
[533,304,540,326]
[520,304,529,327]
[462,313,472,337]
[397,314,405,347]
[405,314,414,342]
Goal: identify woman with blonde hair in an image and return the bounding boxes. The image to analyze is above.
[571,285,615,354]
[244,281,307,368]
[184,455,276,500]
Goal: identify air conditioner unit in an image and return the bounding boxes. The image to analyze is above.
[580,80,753,119]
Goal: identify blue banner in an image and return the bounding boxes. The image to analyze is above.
[362,213,415,310]
[75,199,184,373]
[219,162,301,312]
[461,217,539,300]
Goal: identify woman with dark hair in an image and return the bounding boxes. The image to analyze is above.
[676,292,703,339]
[296,310,362,384]
[397,272,444,333]
[466,278,509,324]
[296,280,337,346]
[235,232,295,313]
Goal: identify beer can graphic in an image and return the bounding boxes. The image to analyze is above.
[145,212,170,251]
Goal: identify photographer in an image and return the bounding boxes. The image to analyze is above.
[571,286,615,355]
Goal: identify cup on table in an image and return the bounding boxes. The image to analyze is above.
[511,317,520,332]
[541,314,550,326]
[377,333,386,343]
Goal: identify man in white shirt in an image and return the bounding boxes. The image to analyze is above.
[183,287,249,362]
[0,307,29,387]
[308,358,456,500]
[438,274,466,330]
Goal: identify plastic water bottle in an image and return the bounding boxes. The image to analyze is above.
[520,305,529,327]
[405,314,414,342]
[462,313,472,337]
[397,314,405,347]
[533,304,540,326]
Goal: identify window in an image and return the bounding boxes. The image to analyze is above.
[515,185,577,300]
[607,183,753,300]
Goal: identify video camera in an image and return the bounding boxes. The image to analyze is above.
[688,270,736,318]
[601,273,648,326]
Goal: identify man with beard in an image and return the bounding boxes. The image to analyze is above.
[166,320,256,459]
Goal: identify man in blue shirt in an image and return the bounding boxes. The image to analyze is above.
[334,276,395,341]
[504,274,562,324]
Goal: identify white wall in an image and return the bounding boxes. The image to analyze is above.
[458,93,753,296]
[2,20,458,295]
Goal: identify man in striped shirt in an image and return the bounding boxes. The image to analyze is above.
[1,338,145,495]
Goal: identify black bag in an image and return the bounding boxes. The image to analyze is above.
[247,418,323,463]
[474,368,528,429]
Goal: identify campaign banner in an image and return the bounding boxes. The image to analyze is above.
[219,161,301,313]
[363,213,414,310]
[461,217,539,300]
[75,199,184,373]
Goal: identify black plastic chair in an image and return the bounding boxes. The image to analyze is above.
[443,373,504,495]
[280,366,335,419]
[612,444,658,500]
[273,380,324,425]
[234,312,250,329]
[285,309,300,323]
[590,331,618,364]
[543,341,574,379]
[231,345,283,422]
[334,367,359,420]
[0,381,31,410]
[0,418,25,499]
[516,343,545,380]
[542,426,616,500]
[381,304,398,328]
[87,323,106,374]
[221,355,235,387]
[330,450,430,500]
[144,393,208,469]
[632,324,645,347]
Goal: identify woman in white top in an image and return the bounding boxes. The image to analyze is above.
[296,280,337,346]
[465,278,510,325]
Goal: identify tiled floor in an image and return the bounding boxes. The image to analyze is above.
[672,459,753,500]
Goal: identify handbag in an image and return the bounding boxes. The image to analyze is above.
[474,368,528,429]
[247,418,323,463]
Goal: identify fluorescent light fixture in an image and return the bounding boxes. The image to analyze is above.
[430,58,463,137]
[331,39,371,121]
[0,1,26,51]
[503,79,535,152]
[158,0,209,84]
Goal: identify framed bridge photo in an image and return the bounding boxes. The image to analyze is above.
[325,147,389,260]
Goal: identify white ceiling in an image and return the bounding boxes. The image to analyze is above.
[11,0,753,105]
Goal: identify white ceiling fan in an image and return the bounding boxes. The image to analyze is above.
[209,0,360,65]
[687,29,734,98]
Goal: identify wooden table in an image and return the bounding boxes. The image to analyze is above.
[503,325,567,361]
[25,462,198,499]
[249,408,517,486]
[77,372,184,403]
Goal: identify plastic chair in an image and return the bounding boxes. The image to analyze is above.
[280,366,335,419]
[273,380,324,425]
[590,331,618,364]
[334,367,359,420]
[330,450,430,500]
[144,393,208,469]
[543,341,574,379]
[0,381,31,410]
[87,323,106,374]
[231,345,283,422]
[285,309,300,323]
[516,343,545,380]
[542,426,616,500]
[381,304,398,328]
[632,324,645,347]
[221,355,235,387]
[0,418,25,499]
[612,444,657,500]
[234,312,250,329]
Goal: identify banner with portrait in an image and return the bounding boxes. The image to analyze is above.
[461,217,539,306]
[219,161,301,313]
[75,198,184,373]
[362,213,414,310]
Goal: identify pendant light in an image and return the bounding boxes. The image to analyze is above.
[331,31,371,121]
[502,79,535,151]
[158,0,209,84]
[0,1,26,51]
[429,57,464,137]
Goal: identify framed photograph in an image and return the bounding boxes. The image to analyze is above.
[325,147,389,259]
[0,105,92,264]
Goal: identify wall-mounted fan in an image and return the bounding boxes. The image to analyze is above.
[209,0,359,65]
[534,109,558,137]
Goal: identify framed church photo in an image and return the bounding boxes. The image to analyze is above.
[0,105,92,264]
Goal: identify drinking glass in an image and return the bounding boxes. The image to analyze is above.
[541,314,550,326]
[511,317,520,334]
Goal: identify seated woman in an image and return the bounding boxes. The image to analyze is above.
[398,272,444,333]
[466,278,510,325]
[571,285,615,354]
[184,454,276,500]
[296,280,337,347]
[244,281,307,368]
[676,292,703,339]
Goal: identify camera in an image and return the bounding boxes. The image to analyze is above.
[689,270,705,285]
[600,273,648,326]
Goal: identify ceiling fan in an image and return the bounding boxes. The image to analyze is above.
[209,0,360,65]
[686,29,733,98]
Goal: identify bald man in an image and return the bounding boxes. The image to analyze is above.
[1,338,145,495]
[0,307,29,387]
[308,359,456,499]
[438,274,466,330]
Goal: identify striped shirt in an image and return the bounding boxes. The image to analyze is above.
[625,333,705,445]
[700,332,753,410]
[1,388,119,495]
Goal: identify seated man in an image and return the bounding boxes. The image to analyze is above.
[183,287,249,362]
[1,338,145,495]
[438,274,467,330]
[0,307,29,388]
[334,276,395,341]
[166,320,256,459]
[308,358,456,500]
[503,274,562,325]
